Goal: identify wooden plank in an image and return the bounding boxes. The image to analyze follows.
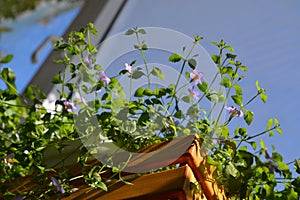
[64,165,205,200]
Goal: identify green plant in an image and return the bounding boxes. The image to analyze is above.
[0,23,299,199]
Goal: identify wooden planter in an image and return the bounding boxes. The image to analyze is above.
[1,134,227,200]
[64,134,227,200]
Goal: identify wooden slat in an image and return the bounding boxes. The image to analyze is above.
[2,134,227,200]
[63,165,205,200]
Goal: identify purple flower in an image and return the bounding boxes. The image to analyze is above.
[51,177,65,194]
[99,71,111,86]
[190,69,203,85]
[188,88,200,100]
[265,150,271,159]
[62,98,76,112]
[125,63,132,73]
[225,106,243,117]
[74,92,87,106]
[84,54,92,68]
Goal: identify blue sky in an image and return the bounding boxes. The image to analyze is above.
[107,0,300,171]
[1,0,299,174]
[0,3,80,91]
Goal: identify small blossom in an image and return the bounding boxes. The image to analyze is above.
[43,93,57,113]
[265,150,271,159]
[62,98,76,112]
[74,92,87,106]
[188,88,200,100]
[190,69,203,85]
[4,153,15,169]
[225,106,243,117]
[84,54,92,68]
[51,177,65,194]
[99,71,111,86]
[125,63,132,73]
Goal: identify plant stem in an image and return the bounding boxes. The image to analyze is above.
[246,125,279,140]
[135,32,150,88]
[243,92,260,108]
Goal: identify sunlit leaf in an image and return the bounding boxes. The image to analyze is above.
[260,93,268,103]
[295,159,300,174]
[0,54,13,63]
[231,95,243,106]
[134,88,145,97]
[266,118,273,130]
[168,53,182,62]
[243,110,254,125]
[151,66,164,80]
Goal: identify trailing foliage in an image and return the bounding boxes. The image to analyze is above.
[0,23,299,199]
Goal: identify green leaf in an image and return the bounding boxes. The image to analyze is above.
[274,118,280,126]
[206,156,218,166]
[143,88,153,96]
[151,98,162,105]
[266,118,273,130]
[168,53,182,62]
[138,112,150,125]
[141,43,148,50]
[250,141,257,150]
[138,29,146,34]
[1,68,16,86]
[225,46,235,52]
[218,93,225,102]
[260,93,268,103]
[134,88,145,97]
[125,29,134,35]
[130,60,136,66]
[52,73,62,84]
[97,181,108,191]
[233,84,243,95]
[211,54,219,64]
[221,126,230,138]
[132,69,145,79]
[221,77,232,88]
[69,45,81,55]
[94,64,103,70]
[226,53,237,59]
[206,90,219,103]
[243,110,254,125]
[25,86,35,99]
[238,127,247,137]
[151,66,164,80]
[197,82,207,92]
[276,127,282,135]
[119,69,128,75]
[287,188,298,200]
[225,162,239,177]
[101,93,111,100]
[211,41,219,47]
[221,66,234,76]
[174,110,183,119]
[260,139,265,149]
[295,159,300,174]
[0,54,13,63]
[231,95,243,106]
[240,65,248,71]
[255,80,261,91]
[278,161,289,172]
[188,58,197,69]
[182,95,191,103]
